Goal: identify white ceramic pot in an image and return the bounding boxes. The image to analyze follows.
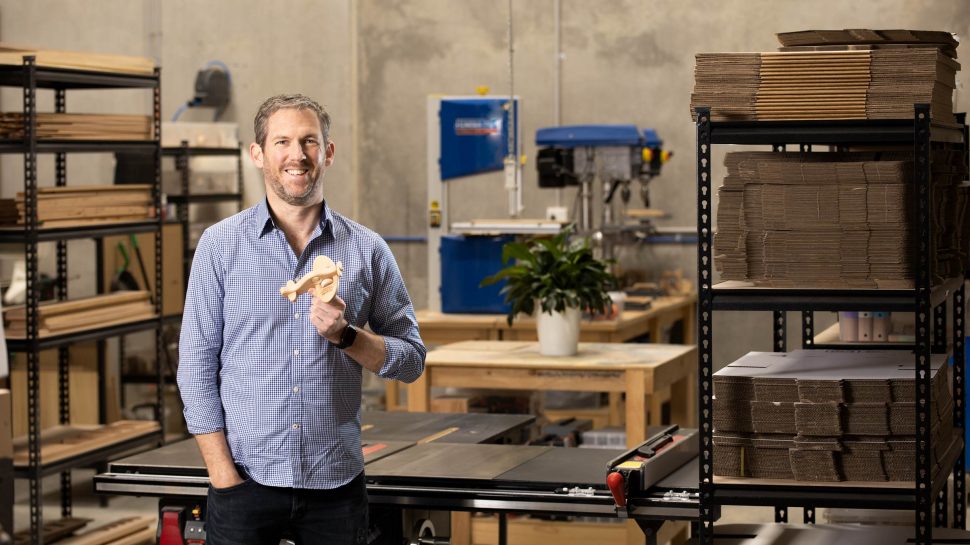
[536,306,581,356]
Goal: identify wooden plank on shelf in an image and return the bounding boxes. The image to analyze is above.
[0,113,152,141]
[12,420,160,467]
[33,216,152,228]
[4,311,158,339]
[57,516,154,545]
[9,345,100,436]
[0,43,155,75]
[11,517,92,545]
[31,184,153,194]
[18,205,153,222]
[107,527,155,545]
[43,301,155,331]
[5,291,150,320]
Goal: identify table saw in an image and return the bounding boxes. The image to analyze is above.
[95,412,701,545]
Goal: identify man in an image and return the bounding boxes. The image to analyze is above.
[178,94,426,545]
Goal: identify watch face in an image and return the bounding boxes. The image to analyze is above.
[339,324,357,349]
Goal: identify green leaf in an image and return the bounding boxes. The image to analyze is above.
[489,223,618,325]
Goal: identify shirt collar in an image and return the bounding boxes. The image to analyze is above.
[255,198,334,239]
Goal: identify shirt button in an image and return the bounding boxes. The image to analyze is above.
[293,349,300,356]
[294,312,301,319]
[292,386,300,393]
[292,423,300,430]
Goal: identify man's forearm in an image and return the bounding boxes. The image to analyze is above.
[195,430,242,488]
[342,328,387,374]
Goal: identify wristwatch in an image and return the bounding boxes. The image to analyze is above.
[334,324,359,350]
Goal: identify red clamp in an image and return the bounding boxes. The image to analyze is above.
[607,471,626,508]
[158,508,186,545]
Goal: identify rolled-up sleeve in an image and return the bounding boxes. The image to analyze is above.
[367,239,426,383]
[177,229,227,435]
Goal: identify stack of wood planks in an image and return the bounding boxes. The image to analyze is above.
[1,184,153,228]
[12,420,160,468]
[55,517,156,545]
[4,291,155,339]
[0,113,152,141]
[0,42,155,75]
[12,516,157,545]
[691,29,959,124]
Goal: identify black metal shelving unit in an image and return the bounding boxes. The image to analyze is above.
[695,105,968,545]
[161,141,243,293]
[3,57,164,545]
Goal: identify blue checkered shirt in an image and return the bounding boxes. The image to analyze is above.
[177,199,426,490]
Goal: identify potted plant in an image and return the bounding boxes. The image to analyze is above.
[481,225,617,356]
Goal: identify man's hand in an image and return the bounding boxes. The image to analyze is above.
[209,466,245,489]
[310,294,348,343]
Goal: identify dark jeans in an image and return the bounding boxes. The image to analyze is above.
[206,469,368,545]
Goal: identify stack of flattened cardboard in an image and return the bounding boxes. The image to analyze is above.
[0,42,155,75]
[692,53,760,120]
[0,113,152,141]
[714,151,969,288]
[756,51,871,120]
[777,29,959,59]
[2,184,153,228]
[712,350,957,482]
[691,29,959,124]
[3,291,154,339]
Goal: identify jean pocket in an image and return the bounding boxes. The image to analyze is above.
[209,477,252,494]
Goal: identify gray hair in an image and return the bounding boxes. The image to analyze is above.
[253,94,331,148]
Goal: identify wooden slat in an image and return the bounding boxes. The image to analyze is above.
[12,517,92,545]
[0,42,155,75]
[57,517,154,545]
[5,291,150,320]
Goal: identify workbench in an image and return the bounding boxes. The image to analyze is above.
[415,294,697,346]
[407,341,697,448]
[385,294,698,411]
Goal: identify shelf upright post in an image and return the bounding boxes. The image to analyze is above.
[695,107,715,545]
[801,311,814,349]
[22,55,43,545]
[177,140,190,290]
[954,110,969,530]
[153,68,165,441]
[934,299,948,527]
[773,311,786,352]
[913,103,933,545]
[53,86,72,519]
[955,282,966,529]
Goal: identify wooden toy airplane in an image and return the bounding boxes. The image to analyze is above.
[279,255,343,303]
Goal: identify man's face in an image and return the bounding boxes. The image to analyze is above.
[251,108,334,207]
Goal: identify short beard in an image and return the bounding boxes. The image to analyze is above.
[266,167,321,207]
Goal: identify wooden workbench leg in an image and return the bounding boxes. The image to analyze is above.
[649,387,668,426]
[625,369,647,448]
[684,303,697,344]
[649,318,663,344]
[608,392,624,426]
[451,512,471,545]
[407,371,431,412]
[384,381,399,411]
[670,372,697,427]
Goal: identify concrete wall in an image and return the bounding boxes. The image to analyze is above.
[0,0,967,366]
